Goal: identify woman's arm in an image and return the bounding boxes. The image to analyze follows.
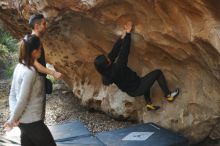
[115,33,131,67]
[8,69,36,124]
[107,31,128,62]
[9,72,17,113]
[114,21,132,68]
[108,38,123,62]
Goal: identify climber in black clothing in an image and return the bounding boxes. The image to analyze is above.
[94,21,179,111]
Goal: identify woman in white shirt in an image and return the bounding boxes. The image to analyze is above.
[4,35,56,146]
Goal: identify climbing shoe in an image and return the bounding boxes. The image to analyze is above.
[145,104,160,111]
[166,88,179,102]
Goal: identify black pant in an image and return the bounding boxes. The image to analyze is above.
[19,120,56,146]
[128,69,170,104]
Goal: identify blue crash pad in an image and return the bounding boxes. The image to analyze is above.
[95,123,188,146]
[56,135,105,146]
[48,120,90,142]
[1,120,188,146]
[1,120,105,146]
[49,121,105,146]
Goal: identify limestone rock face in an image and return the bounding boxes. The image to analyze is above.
[1,0,220,143]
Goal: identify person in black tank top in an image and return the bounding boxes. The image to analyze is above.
[28,13,62,79]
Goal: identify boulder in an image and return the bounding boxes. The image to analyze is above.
[1,0,220,143]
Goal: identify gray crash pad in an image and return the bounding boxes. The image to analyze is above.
[95,122,188,146]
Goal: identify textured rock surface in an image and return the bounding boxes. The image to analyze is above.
[1,0,220,143]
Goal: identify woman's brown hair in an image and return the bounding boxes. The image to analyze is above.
[18,35,41,68]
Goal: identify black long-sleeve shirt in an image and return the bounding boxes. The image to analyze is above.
[103,33,140,93]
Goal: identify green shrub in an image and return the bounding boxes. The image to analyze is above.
[0,44,9,69]
[0,29,18,78]
[0,30,18,52]
[4,64,16,77]
[0,44,9,57]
